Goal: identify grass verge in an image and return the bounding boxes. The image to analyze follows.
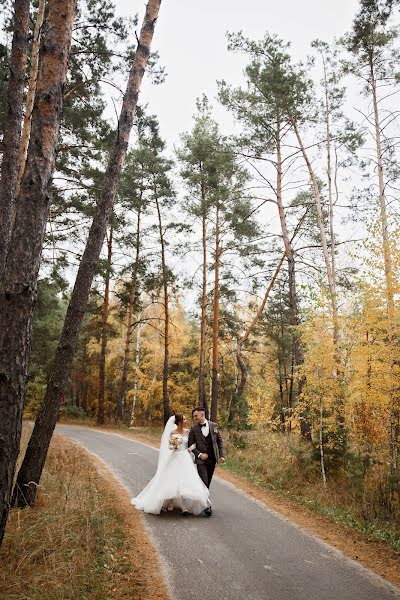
[0,424,171,600]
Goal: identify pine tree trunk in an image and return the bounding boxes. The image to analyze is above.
[275,135,298,356]
[97,223,113,425]
[155,195,170,425]
[199,167,209,416]
[369,54,399,476]
[228,253,286,425]
[16,0,46,195]
[13,0,162,509]
[290,117,338,340]
[117,206,141,419]
[0,0,30,276]
[129,320,142,427]
[275,132,310,437]
[322,54,340,353]
[0,0,77,542]
[210,204,220,422]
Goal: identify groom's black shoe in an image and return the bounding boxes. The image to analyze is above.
[204,507,212,516]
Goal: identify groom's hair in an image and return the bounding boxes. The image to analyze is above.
[192,406,205,415]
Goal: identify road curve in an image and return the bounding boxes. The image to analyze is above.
[56,425,400,600]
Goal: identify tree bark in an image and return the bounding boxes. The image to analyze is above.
[117,205,141,419]
[369,53,399,475]
[275,131,310,438]
[319,397,327,488]
[13,0,162,509]
[97,222,113,425]
[321,52,339,352]
[228,253,286,425]
[0,0,77,543]
[290,116,338,346]
[198,164,209,416]
[210,204,220,422]
[129,319,142,427]
[16,0,46,196]
[155,195,170,425]
[0,0,30,277]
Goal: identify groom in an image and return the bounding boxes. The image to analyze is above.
[188,406,225,515]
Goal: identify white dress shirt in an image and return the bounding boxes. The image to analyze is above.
[200,419,210,437]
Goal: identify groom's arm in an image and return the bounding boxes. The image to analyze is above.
[216,427,225,459]
[188,428,201,458]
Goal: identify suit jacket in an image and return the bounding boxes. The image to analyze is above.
[188,421,225,465]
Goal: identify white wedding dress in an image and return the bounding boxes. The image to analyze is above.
[131,416,211,515]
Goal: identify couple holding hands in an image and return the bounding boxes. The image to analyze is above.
[132,407,225,516]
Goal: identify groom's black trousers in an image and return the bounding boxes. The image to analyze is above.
[197,461,216,488]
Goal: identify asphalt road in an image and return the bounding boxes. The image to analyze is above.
[56,425,400,600]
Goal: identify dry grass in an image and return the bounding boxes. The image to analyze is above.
[1,427,171,600]
[224,430,400,551]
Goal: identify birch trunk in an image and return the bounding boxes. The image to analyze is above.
[16,0,46,195]
[13,0,162,509]
[319,397,327,488]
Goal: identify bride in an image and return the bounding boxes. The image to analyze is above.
[131,413,211,515]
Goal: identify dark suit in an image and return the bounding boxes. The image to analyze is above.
[188,421,225,488]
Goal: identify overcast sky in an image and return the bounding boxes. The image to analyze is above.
[116,0,360,146]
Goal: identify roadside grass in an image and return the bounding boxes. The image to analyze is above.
[224,432,400,553]
[1,425,170,600]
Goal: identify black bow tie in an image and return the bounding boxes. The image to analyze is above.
[200,422,207,428]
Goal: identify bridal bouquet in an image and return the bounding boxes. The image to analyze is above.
[169,433,183,451]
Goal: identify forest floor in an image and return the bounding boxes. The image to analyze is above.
[0,423,171,600]
[56,418,400,589]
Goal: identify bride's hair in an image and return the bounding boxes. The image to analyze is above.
[174,413,184,425]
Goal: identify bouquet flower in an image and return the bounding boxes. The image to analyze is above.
[169,433,183,451]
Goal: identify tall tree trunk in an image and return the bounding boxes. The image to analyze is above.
[369,53,398,475]
[129,320,142,427]
[275,133,300,363]
[117,205,141,419]
[0,0,77,544]
[97,222,113,425]
[290,117,339,349]
[0,0,30,276]
[199,165,209,416]
[210,204,220,422]
[16,0,46,195]
[369,55,394,316]
[275,131,310,439]
[13,0,162,509]
[228,253,286,425]
[319,397,327,488]
[322,52,339,352]
[155,195,170,425]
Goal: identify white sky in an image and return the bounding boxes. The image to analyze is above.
[117,0,360,146]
